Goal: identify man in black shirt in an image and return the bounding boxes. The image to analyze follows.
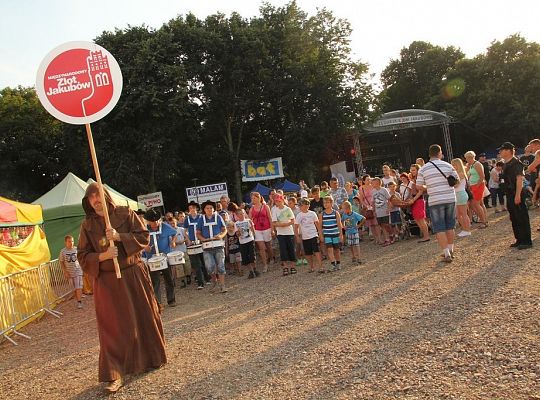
[499,142,532,249]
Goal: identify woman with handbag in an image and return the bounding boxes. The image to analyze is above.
[408,164,431,242]
[464,151,488,228]
[451,158,472,237]
[357,175,382,245]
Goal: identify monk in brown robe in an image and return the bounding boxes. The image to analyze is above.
[77,183,167,393]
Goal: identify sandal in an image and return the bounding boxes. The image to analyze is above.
[290,267,297,274]
[282,267,289,276]
[417,238,430,243]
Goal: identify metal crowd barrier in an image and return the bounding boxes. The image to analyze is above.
[0,259,74,346]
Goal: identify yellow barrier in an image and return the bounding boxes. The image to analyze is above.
[0,259,73,345]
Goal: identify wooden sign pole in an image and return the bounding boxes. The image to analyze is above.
[85,123,122,279]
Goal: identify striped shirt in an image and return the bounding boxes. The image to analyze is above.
[59,247,83,277]
[322,210,340,237]
[416,159,458,206]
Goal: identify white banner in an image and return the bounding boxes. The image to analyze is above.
[137,192,164,208]
[185,183,228,203]
[330,161,356,187]
[373,114,433,127]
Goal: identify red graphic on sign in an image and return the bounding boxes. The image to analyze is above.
[42,48,114,118]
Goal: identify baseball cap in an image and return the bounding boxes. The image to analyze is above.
[478,153,486,157]
[274,194,284,202]
[496,142,515,151]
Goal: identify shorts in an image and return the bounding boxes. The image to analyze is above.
[240,241,256,265]
[302,237,320,255]
[376,216,390,225]
[345,231,360,246]
[455,190,469,206]
[470,182,485,202]
[390,211,402,225]
[324,235,340,248]
[228,251,241,264]
[411,198,426,220]
[71,275,83,290]
[429,202,456,234]
[203,248,226,275]
[254,228,272,242]
[277,235,296,262]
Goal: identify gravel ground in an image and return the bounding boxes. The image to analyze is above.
[1,211,539,400]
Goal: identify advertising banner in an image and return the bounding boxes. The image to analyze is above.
[241,158,284,182]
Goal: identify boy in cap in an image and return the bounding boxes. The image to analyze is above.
[143,208,178,309]
[197,200,228,292]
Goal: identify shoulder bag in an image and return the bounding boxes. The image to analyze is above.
[429,161,458,187]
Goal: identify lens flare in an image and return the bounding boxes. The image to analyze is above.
[442,78,466,100]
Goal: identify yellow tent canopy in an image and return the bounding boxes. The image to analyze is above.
[0,197,50,276]
[0,196,43,226]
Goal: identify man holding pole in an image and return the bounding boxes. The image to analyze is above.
[78,183,167,393]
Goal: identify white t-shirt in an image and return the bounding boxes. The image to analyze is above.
[300,189,308,198]
[294,210,319,240]
[372,187,391,218]
[382,176,397,188]
[174,227,187,252]
[416,159,458,206]
[235,219,254,244]
[59,247,83,277]
[271,205,295,236]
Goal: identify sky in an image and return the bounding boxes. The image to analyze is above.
[1,0,539,89]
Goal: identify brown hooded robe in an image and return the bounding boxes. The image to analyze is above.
[78,183,167,382]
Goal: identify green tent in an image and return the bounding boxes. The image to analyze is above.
[33,173,140,257]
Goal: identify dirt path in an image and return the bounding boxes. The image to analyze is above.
[1,212,539,400]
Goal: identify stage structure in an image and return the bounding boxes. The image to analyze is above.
[354,109,454,174]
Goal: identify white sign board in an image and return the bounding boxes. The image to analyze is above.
[330,161,356,188]
[186,183,228,203]
[373,114,433,128]
[137,192,164,208]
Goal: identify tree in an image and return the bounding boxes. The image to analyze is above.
[380,41,464,112]
[0,87,65,201]
[443,34,540,146]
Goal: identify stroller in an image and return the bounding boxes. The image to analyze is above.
[398,208,420,240]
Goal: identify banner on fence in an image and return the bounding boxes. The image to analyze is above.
[241,157,284,182]
[137,192,164,209]
[185,183,228,203]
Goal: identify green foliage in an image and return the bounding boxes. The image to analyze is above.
[444,35,540,146]
[0,87,66,200]
[380,41,464,111]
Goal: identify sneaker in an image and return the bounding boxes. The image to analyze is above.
[509,242,520,248]
[336,263,341,271]
[296,259,302,266]
[197,285,204,290]
[517,244,532,250]
[302,259,308,265]
[443,255,453,263]
[457,231,471,237]
[205,281,212,285]
[254,270,261,277]
[168,301,177,307]
[220,285,228,293]
[77,302,83,309]
[248,271,255,279]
